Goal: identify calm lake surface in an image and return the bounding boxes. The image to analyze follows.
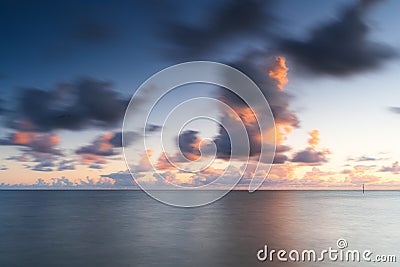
[0,190,399,266]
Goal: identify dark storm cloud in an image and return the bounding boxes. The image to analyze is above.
[279,0,396,76]
[165,0,273,60]
[178,130,201,159]
[169,52,299,161]
[274,147,291,164]
[10,77,128,132]
[230,57,299,127]
[291,148,329,165]
[213,124,232,159]
[388,107,400,114]
[273,154,288,164]
[109,131,138,148]
[145,124,162,133]
[213,104,262,159]
[212,56,299,159]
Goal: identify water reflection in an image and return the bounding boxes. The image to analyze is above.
[0,190,399,266]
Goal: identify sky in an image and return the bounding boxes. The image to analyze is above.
[1,0,400,190]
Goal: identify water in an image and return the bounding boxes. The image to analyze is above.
[0,190,399,266]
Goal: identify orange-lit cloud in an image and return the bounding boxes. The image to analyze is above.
[135,149,153,172]
[308,129,320,148]
[291,130,330,165]
[3,132,63,156]
[156,152,176,170]
[268,163,296,180]
[11,132,60,147]
[76,132,130,166]
[267,57,296,163]
[275,123,292,146]
[268,56,289,91]
[12,132,34,145]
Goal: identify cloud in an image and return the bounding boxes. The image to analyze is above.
[388,107,400,114]
[0,132,63,156]
[348,155,387,162]
[165,0,274,60]
[108,131,138,148]
[158,56,297,165]
[31,160,55,172]
[6,155,29,162]
[189,166,224,186]
[75,131,136,167]
[58,159,76,171]
[0,177,115,189]
[279,0,396,76]
[272,153,289,164]
[292,148,330,165]
[213,95,262,159]
[258,165,377,189]
[178,130,202,161]
[156,152,176,170]
[291,130,330,165]
[75,131,136,165]
[303,167,335,179]
[379,161,400,174]
[89,164,103,169]
[212,56,299,161]
[153,171,179,185]
[76,132,116,157]
[135,150,153,172]
[160,0,299,164]
[268,56,289,91]
[344,174,380,185]
[145,124,162,133]
[242,164,337,189]
[21,154,75,172]
[101,171,137,187]
[341,164,375,174]
[274,123,295,164]
[267,164,295,180]
[9,77,128,132]
[308,129,320,148]
[0,164,8,171]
